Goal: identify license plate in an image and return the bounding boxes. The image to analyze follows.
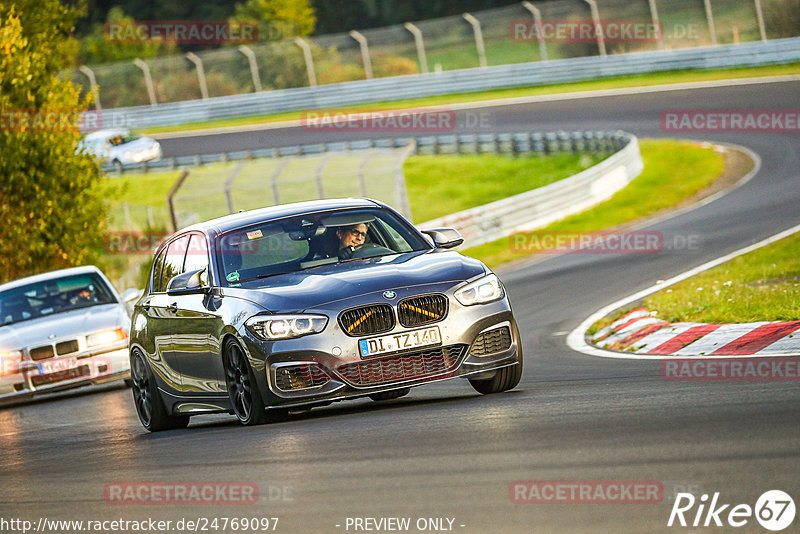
[37,357,78,375]
[359,326,441,358]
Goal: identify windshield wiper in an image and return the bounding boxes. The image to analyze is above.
[237,271,291,284]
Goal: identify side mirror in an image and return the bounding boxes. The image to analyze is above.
[421,228,464,249]
[120,288,143,318]
[166,268,208,296]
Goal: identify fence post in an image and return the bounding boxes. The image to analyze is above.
[753,0,767,42]
[349,30,374,79]
[294,37,318,87]
[646,0,665,50]
[315,155,331,199]
[133,58,157,107]
[521,1,548,61]
[357,151,372,196]
[395,140,416,221]
[703,0,718,45]
[582,0,607,56]
[270,159,289,205]
[224,162,246,214]
[237,45,263,92]
[403,22,429,73]
[185,52,209,100]
[167,170,190,232]
[78,65,102,111]
[462,13,488,67]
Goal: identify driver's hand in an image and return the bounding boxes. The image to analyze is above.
[338,245,355,260]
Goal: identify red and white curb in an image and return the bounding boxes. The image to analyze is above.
[593,307,800,356]
[567,222,800,360]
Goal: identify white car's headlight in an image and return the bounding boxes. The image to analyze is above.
[87,328,128,347]
[454,274,504,306]
[246,314,328,340]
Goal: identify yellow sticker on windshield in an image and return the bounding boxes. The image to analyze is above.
[246,230,263,240]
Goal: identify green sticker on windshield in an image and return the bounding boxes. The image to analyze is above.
[226,271,240,283]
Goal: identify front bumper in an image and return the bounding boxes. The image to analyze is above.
[240,296,521,409]
[0,344,130,405]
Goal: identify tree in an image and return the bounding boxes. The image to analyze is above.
[233,0,315,40]
[0,0,108,284]
[79,7,177,64]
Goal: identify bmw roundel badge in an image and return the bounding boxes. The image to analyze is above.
[383,290,397,300]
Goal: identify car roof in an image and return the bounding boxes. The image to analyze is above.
[180,198,384,236]
[82,128,131,141]
[0,266,105,293]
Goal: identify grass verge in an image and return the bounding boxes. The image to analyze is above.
[141,63,800,135]
[644,232,800,323]
[465,139,730,268]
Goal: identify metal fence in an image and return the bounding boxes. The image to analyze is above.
[71,0,799,111]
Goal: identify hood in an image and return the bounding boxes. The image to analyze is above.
[0,304,126,352]
[223,250,487,312]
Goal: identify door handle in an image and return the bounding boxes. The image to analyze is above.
[167,302,178,313]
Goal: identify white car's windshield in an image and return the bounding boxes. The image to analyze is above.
[0,273,116,326]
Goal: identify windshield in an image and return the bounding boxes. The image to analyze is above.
[107,132,140,146]
[0,273,117,326]
[216,208,431,285]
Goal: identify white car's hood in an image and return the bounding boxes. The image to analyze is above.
[0,304,126,351]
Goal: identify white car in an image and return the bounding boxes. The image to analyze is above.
[79,128,162,167]
[0,266,141,404]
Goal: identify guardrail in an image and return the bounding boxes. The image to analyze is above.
[418,131,643,247]
[95,38,800,131]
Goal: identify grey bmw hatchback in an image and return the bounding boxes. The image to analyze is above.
[129,199,522,431]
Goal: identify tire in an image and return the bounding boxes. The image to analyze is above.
[130,349,190,431]
[124,378,134,388]
[112,159,123,174]
[222,339,287,426]
[468,354,523,395]
[369,387,411,402]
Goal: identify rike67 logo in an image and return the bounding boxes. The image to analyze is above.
[668,490,795,531]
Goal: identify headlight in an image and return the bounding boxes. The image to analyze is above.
[246,315,328,340]
[87,328,127,347]
[0,350,22,377]
[454,274,504,306]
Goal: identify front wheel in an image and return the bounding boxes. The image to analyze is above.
[468,356,522,395]
[130,349,190,431]
[222,339,287,426]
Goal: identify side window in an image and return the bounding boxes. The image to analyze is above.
[150,248,166,294]
[158,236,189,292]
[183,234,209,286]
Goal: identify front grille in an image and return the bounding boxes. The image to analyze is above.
[29,345,54,361]
[470,326,512,356]
[339,304,395,337]
[56,340,79,355]
[337,345,466,386]
[397,294,448,327]
[274,364,330,391]
[31,364,90,386]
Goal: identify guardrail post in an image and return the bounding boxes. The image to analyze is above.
[462,13,488,67]
[185,52,209,100]
[133,58,157,107]
[237,45,263,92]
[167,170,190,232]
[703,0,718,45]
[78,65,102,111]
[521,1,548,61]
[224,162,246,214]
[403,22,429,73]
[646,0,665,50]
[582,0,607,56]
[349,30,374,79]
[753,0,767,42]
[294,37,317,87]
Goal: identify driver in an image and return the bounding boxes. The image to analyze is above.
[336,223,367,259]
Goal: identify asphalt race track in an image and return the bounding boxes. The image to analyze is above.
[2,80,799,533]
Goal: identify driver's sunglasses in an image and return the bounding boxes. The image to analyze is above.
[349,229,367,238]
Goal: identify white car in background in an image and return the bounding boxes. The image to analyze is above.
[79,128,162,168]
[0,266,141,404]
